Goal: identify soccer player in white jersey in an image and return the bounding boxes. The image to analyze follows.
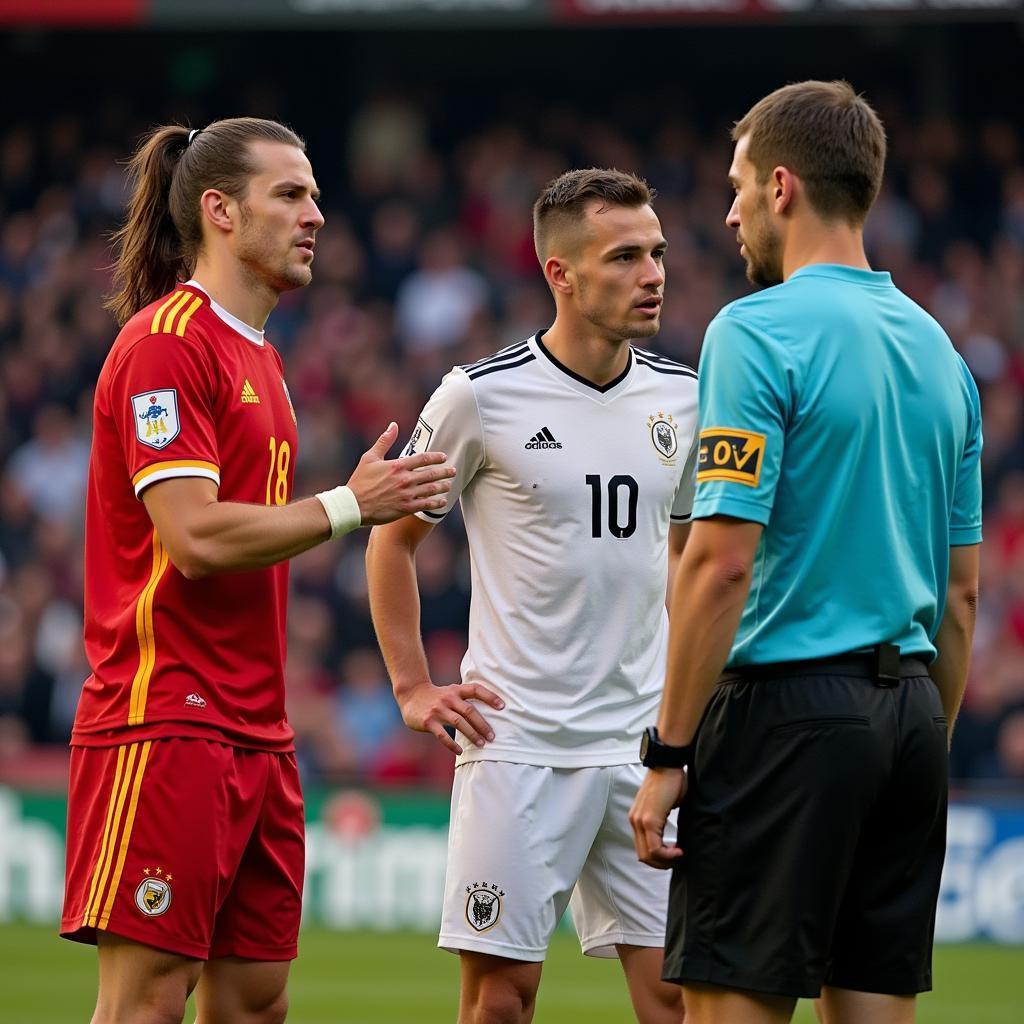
[366,168,698,1024]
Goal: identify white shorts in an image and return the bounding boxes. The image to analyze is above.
[438,760,675,962]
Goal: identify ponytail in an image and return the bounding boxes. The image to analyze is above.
[106,117,305,326]
[106,125,191,326]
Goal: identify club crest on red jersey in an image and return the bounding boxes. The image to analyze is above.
[131,389,180,450]
[281,378,297,424]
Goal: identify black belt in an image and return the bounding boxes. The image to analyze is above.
[720,644,931,689]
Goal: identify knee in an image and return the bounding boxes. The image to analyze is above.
[464,978,535,1024]
[93,992,187,1024]
[252,989,288,1024]
[634,979,684,1024]
[226,989,289,1024]
[196,985,288,1024]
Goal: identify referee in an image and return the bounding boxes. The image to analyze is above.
[630,81,982,1024]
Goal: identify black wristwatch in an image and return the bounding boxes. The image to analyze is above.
[639,726,692,770]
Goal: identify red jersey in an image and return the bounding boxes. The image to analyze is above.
[73,283,299,751]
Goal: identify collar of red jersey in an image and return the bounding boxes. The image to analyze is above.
[184,280,265,347]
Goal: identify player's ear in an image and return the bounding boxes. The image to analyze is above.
[773,167,796,215]
[544,255,574,296]
[199,188,235,235]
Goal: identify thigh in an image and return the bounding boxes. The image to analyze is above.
[62,738,263,959]
[93,921,202,1023]
[664,677,892,999]
[209,752,305,961]
[572,763,674,958]
[826,678,948,996]
[439,761,606,961]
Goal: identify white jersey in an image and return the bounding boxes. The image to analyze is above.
[405,331,699,768]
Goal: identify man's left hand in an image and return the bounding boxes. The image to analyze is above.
[629,768,687,869]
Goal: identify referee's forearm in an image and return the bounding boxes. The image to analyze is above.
[929,595,977,739]
[656,551,752,747]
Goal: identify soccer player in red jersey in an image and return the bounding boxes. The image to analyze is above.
[59,118,455,1024]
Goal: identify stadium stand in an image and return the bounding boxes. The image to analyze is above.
[0,30,1022,792]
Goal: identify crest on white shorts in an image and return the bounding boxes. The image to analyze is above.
[132,389,180,450]
[465,881,504,932]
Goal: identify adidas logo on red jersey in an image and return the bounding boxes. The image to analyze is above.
[184,693,207,709]
[240,379,261,404]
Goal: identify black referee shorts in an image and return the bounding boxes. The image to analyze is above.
[662,656,948,999]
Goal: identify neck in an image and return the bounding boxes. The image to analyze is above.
[191,253,278,331]
[782,220,870,281]
[541,317,632,386]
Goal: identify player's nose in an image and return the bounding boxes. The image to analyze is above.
[303,200,325,231]
[640,255,665,287]
[725,197,740,228]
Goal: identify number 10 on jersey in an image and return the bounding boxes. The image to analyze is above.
[586,474,638,539]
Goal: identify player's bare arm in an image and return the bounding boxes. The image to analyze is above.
[665,521,690,607]
[143,422,454,578]
[928,543,980,746]
[366,515,504,755]
[629,515,761,869]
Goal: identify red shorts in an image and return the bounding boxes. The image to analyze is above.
[61,737,304,961]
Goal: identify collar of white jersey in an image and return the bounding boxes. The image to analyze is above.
[531,330,635,401]
[184,279,265,347]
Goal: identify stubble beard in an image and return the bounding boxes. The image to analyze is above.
[578,278,660,342]
[237,209,312,294]
[743,201,784,288]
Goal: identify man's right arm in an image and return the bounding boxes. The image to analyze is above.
[365,515,503,754]
[929,543,980,746]
[143,422,454,578]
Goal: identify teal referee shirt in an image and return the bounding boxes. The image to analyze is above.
[692,263,983,667]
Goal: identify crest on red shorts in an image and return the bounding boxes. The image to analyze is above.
[134,867,173,917]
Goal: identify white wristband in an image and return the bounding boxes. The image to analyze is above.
[314,485,362,539]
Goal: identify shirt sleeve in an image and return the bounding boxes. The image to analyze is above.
[671,425,700,523]
[404,367,486,524]
[107,334,222,498]
[949,356,983,546]
[691,312,795,526]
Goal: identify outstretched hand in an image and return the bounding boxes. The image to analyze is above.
[398,681,505,755]
[348,422,456,525]
[629,768,687,869]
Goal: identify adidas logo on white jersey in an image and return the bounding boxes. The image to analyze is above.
[525,427,563,450]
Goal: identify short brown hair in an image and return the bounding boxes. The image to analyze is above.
[107,117,305,325]
[732,81,886,225]
[533,168,655,260]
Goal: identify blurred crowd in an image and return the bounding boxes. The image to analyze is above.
[1,88,1022,790]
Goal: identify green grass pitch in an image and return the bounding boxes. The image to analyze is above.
[1,925,1020,1022]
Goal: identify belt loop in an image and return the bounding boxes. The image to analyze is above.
[874,643,901,688]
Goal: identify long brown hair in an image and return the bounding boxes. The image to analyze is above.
[732,81,886,226]
[106,117,305,325]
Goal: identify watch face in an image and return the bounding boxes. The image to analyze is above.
[640,728,651,761]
